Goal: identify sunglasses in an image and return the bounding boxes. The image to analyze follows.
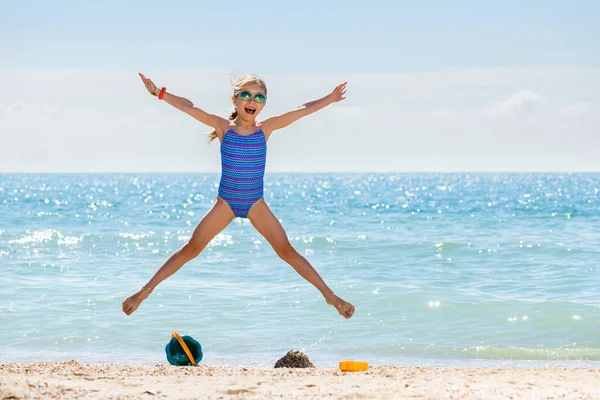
[236,91,267,103]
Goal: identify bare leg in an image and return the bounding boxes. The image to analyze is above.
[122,197,235,315]
[247,198,355,319]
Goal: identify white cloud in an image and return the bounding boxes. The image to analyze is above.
[560,101,593,116]
[484,90,547,116]
[1,67,599,172]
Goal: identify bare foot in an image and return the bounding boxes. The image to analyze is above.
[326,294,355,319]
[122,287,151,315]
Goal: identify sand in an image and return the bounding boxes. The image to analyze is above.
[1,361,600,399]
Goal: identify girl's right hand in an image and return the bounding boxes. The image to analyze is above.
[139,72,158,96]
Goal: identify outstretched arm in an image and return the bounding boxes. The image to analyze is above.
[262,82,347,133]
[139,73,228,131]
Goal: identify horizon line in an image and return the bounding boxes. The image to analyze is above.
[1,170,599,175]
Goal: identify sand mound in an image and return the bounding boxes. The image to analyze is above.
[274,350,315,368]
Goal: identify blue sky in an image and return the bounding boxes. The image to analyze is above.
[1,0,599,172]
[3,0,599,71]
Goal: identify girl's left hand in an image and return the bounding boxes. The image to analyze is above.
[330,82,347,102]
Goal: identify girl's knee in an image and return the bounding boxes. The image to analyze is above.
[182,238,206,258]
[275,241,297,261]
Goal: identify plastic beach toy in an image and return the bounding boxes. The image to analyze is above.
[165,332,203,366]
[339,360,369,372]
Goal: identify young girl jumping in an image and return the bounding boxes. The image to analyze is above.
[122,73,355,319]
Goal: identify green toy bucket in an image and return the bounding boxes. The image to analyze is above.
[165,332,203,366]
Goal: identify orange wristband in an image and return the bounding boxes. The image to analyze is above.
[158,87,166,100]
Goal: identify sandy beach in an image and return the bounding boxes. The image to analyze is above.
[1,361,599,399]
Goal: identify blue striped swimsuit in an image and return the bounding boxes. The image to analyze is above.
[218,127,267,218]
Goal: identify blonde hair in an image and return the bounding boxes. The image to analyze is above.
[207,74,268,143]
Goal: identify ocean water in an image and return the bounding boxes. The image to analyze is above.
[1,173,600,368]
